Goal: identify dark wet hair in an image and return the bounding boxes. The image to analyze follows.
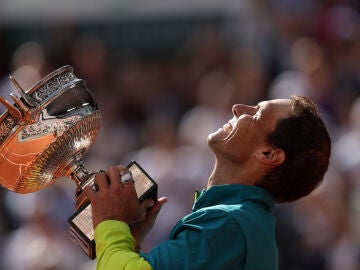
[255,96,331,203]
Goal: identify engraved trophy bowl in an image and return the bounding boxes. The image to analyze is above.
[0,66,158,259]
[0,66,101,201]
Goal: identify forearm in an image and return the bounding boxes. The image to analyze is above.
[95,220,152,270]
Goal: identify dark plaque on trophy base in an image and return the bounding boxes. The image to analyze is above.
[0,66,157,259]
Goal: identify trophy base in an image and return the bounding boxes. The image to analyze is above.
[69,202,96,259]
[68,161,158,259]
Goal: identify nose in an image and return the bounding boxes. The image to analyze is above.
[232,104,256,118]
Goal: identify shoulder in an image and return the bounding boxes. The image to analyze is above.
[174,204,247,236]
[185,204,249,223]
[144,206,248,269]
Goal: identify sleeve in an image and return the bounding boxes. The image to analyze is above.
[94,220,152,270]
[141,209,246,270]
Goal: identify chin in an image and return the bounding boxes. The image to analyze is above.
[208,128,228,143]
[207,131,215,142]
[207,132,216,146]
[207,131,225,154]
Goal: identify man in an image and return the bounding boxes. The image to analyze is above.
[84,95,331,270]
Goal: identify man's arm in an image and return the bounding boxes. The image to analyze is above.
[95,220,152,270]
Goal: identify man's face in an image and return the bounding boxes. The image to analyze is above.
[208,99,291,163]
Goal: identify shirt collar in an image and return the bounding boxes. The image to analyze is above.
[193,184,275,212]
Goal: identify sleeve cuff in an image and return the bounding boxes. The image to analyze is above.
[95,220,135,254]
[95,220,131,237]
[94,220,153,270]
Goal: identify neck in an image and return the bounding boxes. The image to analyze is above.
[207,159,249,188]
[207,157,265,189]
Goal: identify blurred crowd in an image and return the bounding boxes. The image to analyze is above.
[0,0,360,269]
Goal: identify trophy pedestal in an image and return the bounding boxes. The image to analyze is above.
[69,202,96,259]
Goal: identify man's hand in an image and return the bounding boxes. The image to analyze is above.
[84,166,146,228]
[131,197,168,252]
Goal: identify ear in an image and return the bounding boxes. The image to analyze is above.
[255,146,285,167]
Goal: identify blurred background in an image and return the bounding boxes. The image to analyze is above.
[0,0,360,269]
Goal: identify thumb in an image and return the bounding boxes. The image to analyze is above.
[141,199,155,209]
[146,197,168,223]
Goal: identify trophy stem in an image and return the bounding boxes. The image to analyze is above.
[68,160,96,210]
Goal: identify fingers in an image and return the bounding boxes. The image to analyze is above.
[141,199,155,208]
[93,166,130,190]
[84,185,95,201]
[130,197,168,245]
[146,197,168,223]
[158,197,168,204]
[107,167,122,190]
[84,167,128,201]
[96,171,109,191]
[139,199,155,220]
[84,170,111,201]
[85,166,142,227]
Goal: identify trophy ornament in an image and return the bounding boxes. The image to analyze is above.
[0,66,157,259]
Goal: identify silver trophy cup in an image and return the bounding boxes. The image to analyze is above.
[0,66,157,259]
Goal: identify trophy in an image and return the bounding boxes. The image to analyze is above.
[0,66,157,259]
